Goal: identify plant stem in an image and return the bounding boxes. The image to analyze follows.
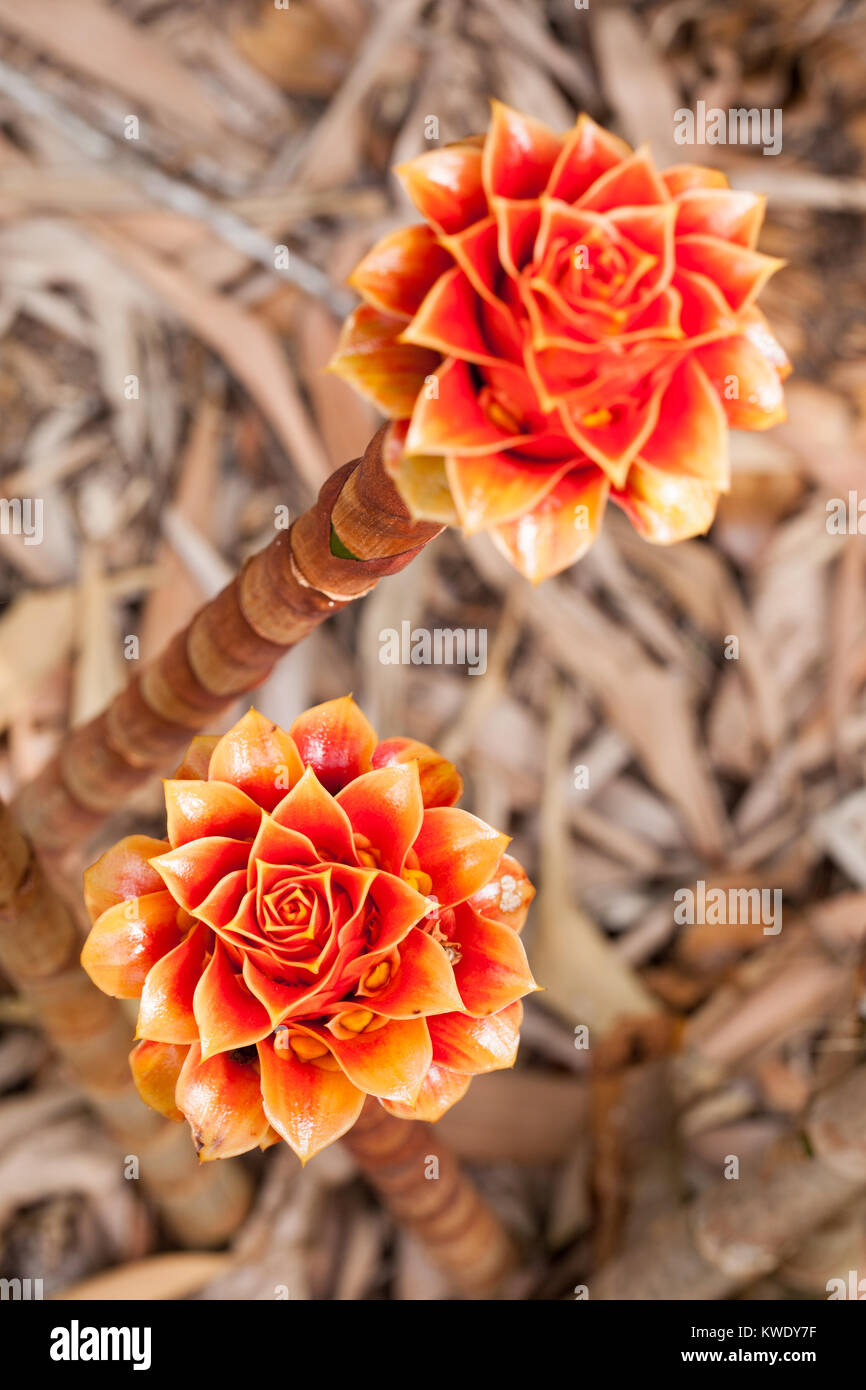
[0,796,251,1247]
[342,1097,518,1299]
[14,426,440,857]
[6,427,520,1274]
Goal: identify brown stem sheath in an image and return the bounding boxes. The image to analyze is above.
[13,426,441,856]
[342,1097,518,1299]
[0,797,250,1247]
[4,426,518,1273]
[591,1062,866,1300]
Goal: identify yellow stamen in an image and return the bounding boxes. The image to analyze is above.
[403,867,433,895]
[354,833,382,869]
[340,1008,375,1034]
[362,961,392,992]
[485,398,522,434]
[289,1034,330,1062]
[581,407,613,429]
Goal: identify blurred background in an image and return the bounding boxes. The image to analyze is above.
[1,0,866,1301]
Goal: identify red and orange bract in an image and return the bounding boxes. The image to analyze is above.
[330,102,791,581]
[81,699,536,1163]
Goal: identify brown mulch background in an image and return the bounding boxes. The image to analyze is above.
[1,0,866,1300]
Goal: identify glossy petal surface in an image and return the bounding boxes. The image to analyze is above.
[83,703,535,1160]
[334,102,788,579]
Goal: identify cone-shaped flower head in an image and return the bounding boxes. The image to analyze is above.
[330,102,790,581]
[81,700,536,1163]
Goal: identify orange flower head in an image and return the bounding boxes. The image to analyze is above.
[81,699,536,1163]
[330,102,790,582]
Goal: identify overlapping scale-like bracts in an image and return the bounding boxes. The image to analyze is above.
[81,700,536,1163]
[330,102,790,581]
